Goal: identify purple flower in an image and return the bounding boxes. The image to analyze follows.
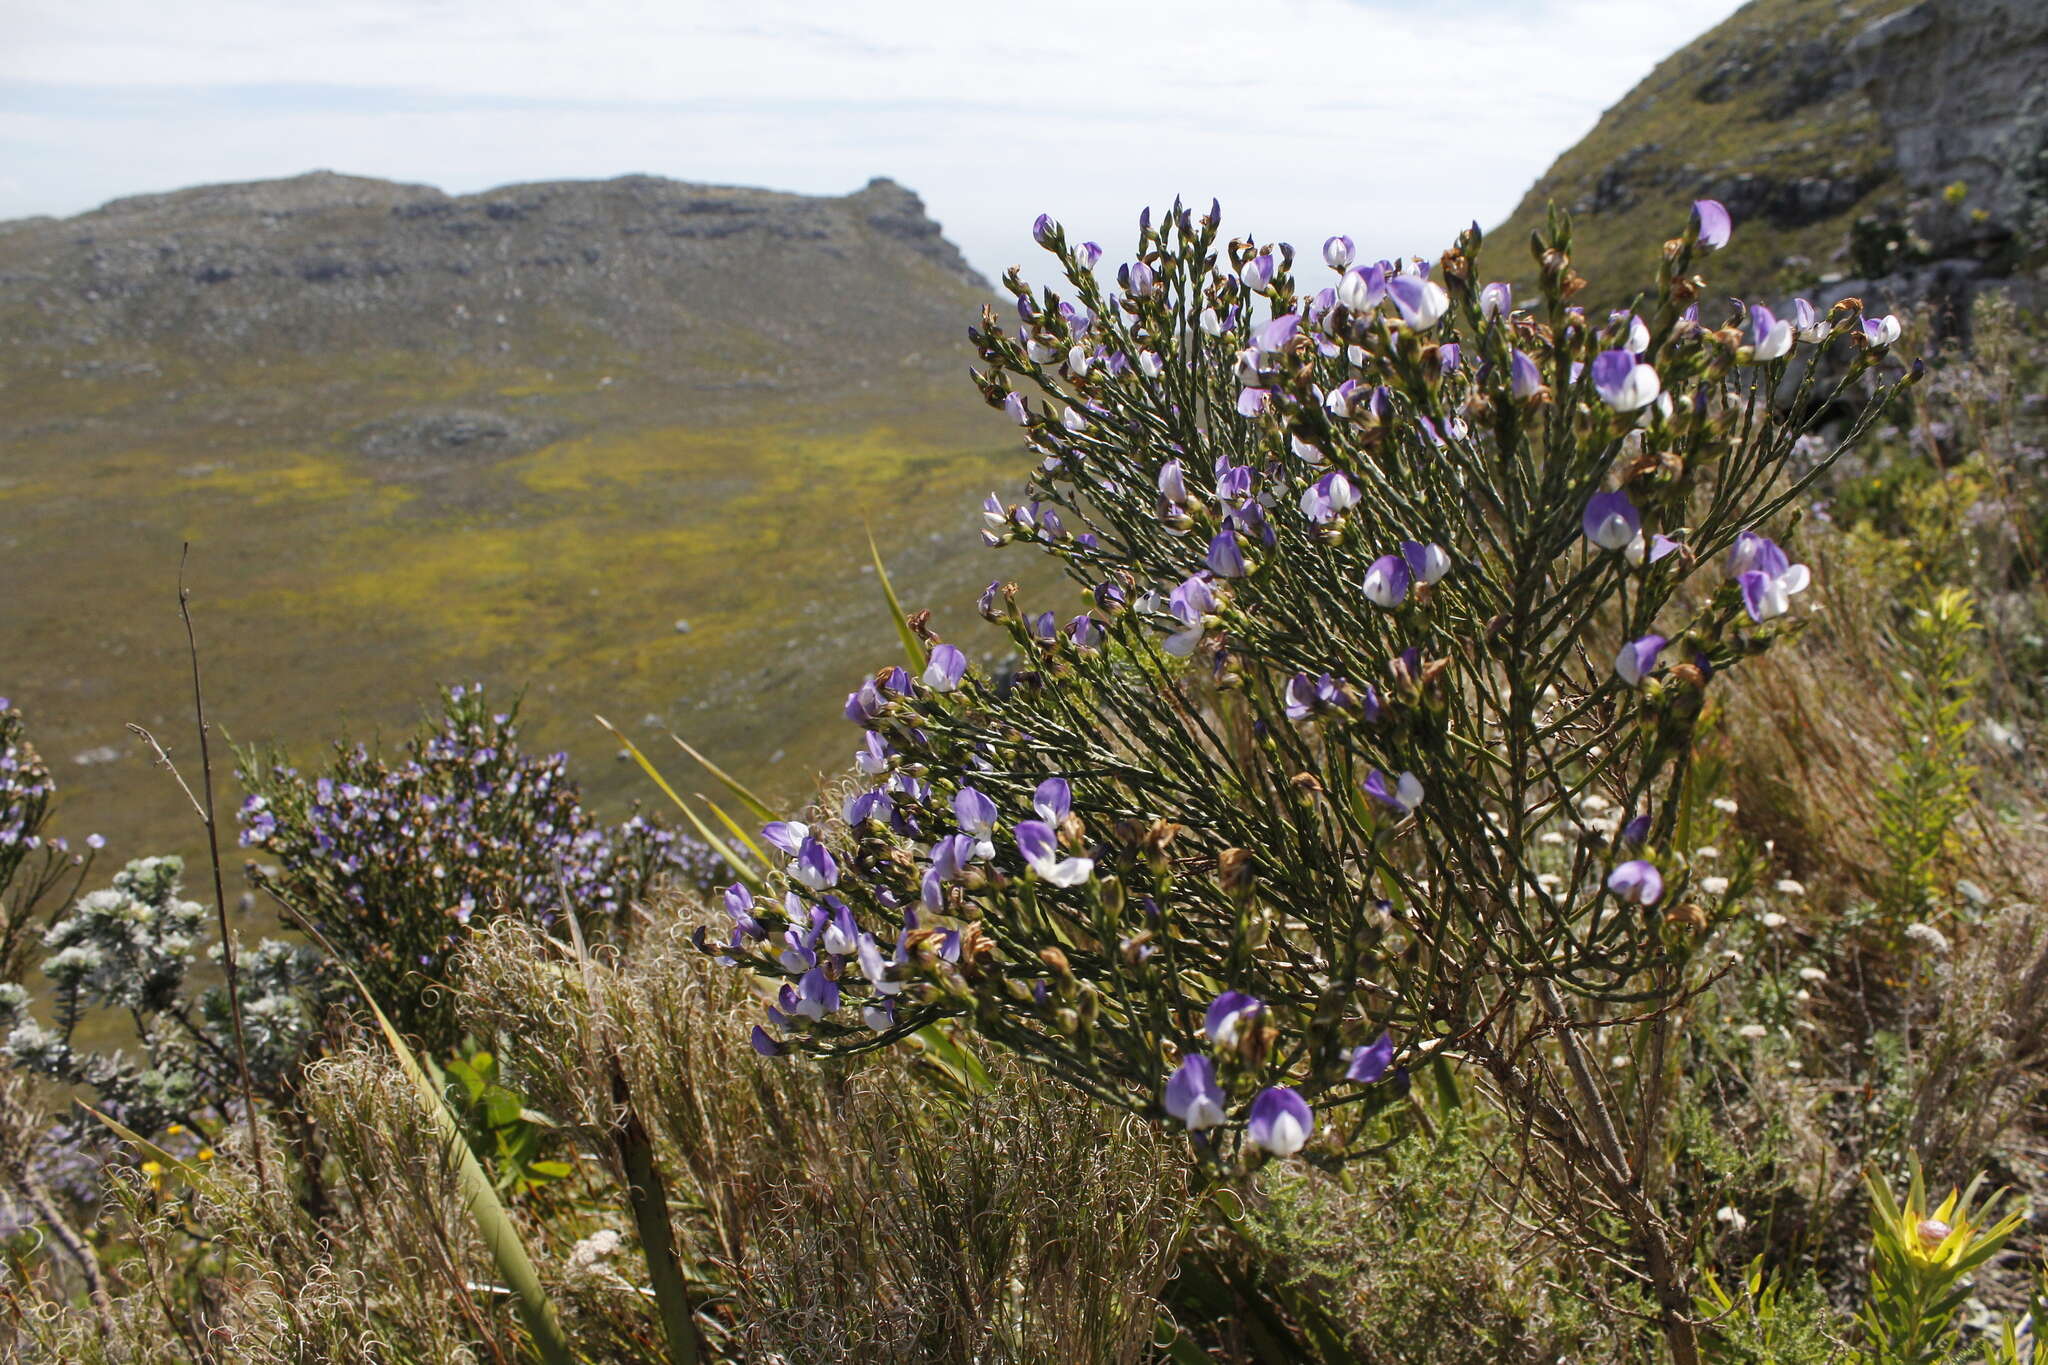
[843,677,886,725]
[954,786,998,837]
[1479,281,1513,318]
[1298,470,1358,525]
[1322,235,1355,270]
[1239,253,1276,291]
[750,1025,785,1057]
[1864,314,1903,346]
[724,883,765,939]
[1205,990,1263,1047]
[1363,555,1410,609]
[793,967,840,1020]
[1235,387,1271,417]
[1254,313,1301,356]
[791,835,839,892]
[1615,634,1667,687]
[1750,304,1794,361]
[856,731,891,776]
[923,643,968,693]
[1069,614,1104,649]
[1591,349,1661,412]
[1793,297,1827,342]
[1031,212,1058,246]
[1363,768,1424,814]
[1400,540,1451,585]
[1607,859,1664,905]
[1033,777,1071,823]
[1692,199,1732,251]
[1582,491,1640,552]
[1003,392,1029,425]
[761,820,810,856]
[1630,532,1685,566]
[821,900,860,956]
[1438,342,1462,372]
[1157,459,1189,505]
[1337,263,1387,312]
[1387,275,1449,330]
[1348,1031,1395,1084]
[1016,819,1093,887]
[1164,1055,1227,1130]
[1510,348,1544,399]
[1729,532,1810,621]
[1245,1087,1314,1156]
[1622,812,1652,846]
[1075,240,1102,270]
[1207,529,1248,578]
[1164,574,1215,657]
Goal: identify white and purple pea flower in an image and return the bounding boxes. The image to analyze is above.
[1016,780,1091,885]
[1692,199,1732,251]
[1479,281,1513,319]
[1246,1087,1314,1156]
[1607,859,1664,905]
[1164,1054,1227,1131]
[1298,471,1358,525]
[1749,304,1795,361]
[1591,348,1662,412]
[1388,274,1450,330]
[1323,234,1355,270]
[923,643,968,693]
[1348,1031,1395,1084]
[1163,574,1216,657]
[1206,990,1264,1048]
[1615,634,1667,688]
[1583,490,1641,553]
[1363,768,1425,815]
[1729,531,1810,622]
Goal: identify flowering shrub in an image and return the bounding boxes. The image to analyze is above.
[238,685,717,1047]
[702,196,1913,1361]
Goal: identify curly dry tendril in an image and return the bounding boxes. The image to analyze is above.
[708,196,1911,1166]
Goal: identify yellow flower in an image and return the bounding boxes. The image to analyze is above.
[197,1147,216,1162]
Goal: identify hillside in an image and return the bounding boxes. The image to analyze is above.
[1491,0,2048,318]
[0,172,1024,862]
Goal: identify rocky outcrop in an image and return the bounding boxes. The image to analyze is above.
[1492,0,2047,325]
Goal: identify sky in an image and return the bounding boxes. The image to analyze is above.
[1,0,1747,286]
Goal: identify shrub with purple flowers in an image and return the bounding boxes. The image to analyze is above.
[238,685,717,1049]
[705,199,1915,1362]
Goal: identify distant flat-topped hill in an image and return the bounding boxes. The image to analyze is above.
[0,170,986,416]
[1491,0,2047,318]
[0,172,1024,866]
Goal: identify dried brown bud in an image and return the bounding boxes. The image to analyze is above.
[1665,903,1710,931]
[956,923,998,979]
[1290,771,1325,794]
[1668,662,1706,689]
[1218,847,1257,896]
[1038,946,1072,979]
[907,609,937,643]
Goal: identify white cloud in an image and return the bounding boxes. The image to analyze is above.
[1,0,1744,284]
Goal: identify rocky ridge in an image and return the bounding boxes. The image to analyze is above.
[1492,0,2047,325]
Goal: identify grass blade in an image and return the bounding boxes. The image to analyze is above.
[696,794,770,866]
[668,731,776,823]
[597,716,765,891]
[866,524,925,672]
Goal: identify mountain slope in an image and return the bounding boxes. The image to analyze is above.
[0,173,1026,863]
[1490,0,2047,315]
